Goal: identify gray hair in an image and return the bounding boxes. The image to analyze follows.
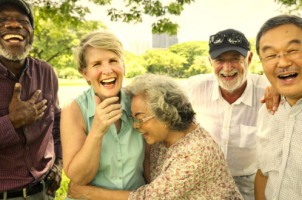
[74,31,124,74]
[256,15,302,55]
[125,74,195,132]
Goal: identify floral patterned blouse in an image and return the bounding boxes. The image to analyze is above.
[129,124,243,200]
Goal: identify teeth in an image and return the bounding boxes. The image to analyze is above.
[279,73,295,78]
[223,72,236,77]
[3,34,24,41]
[101,78,115,83]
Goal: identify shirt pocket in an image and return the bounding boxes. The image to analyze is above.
[239,124,257,148]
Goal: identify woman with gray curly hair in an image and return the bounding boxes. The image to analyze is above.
[67,74,243,200]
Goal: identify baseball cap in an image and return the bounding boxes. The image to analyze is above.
[0,0,34,29]
[209,29,250,59]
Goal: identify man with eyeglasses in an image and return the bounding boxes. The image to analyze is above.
[186,29,271,200]
[255,15,302,200]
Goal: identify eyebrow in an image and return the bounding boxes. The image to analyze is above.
[261,39,302,53]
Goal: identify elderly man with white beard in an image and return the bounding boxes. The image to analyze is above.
[186,29,272,200]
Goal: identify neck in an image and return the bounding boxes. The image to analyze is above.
[164,122,197,148]
[0,56,26,79]
[220,81,247,104]
[285,97,301,107]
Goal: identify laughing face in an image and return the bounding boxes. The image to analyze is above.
[83,47,124,101]
[131,94,169,145]
[259,23,302,106]
[211,51,250,93]
[0,4,33,61]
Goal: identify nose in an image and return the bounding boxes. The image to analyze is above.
[5,19,23,29]
[222,60,233,72]
[102,63,113,75]
[277,54,293,69]
[133,122,140,129]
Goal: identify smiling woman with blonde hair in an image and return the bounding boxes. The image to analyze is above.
[60,31,146,199]
[67,73,243,200]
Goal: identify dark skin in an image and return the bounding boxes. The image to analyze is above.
[0,3,62,194]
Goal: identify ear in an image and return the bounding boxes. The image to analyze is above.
[247,51,253,65]
[82,68,90,82]
[208,56,213,67]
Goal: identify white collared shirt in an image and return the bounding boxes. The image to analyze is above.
[257,97,302,200]
[186,73,269,176]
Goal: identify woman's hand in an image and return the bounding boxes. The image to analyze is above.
[90,96,123,137]
[68,181,91,199]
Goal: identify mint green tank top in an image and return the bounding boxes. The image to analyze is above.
[74,87,145,190]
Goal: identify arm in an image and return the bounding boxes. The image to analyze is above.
[68,181,131,200]
[143,142,151,184]
[61,96,123,185]
[260,85,282,115]
[68,156,198,200]
[254,169,268,200]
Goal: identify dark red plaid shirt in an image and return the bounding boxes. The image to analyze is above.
[0,57,61,192]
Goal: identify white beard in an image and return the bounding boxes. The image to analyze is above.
[0,42,32,61]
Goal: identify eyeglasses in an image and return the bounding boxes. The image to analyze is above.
[209,33,244,46]
[129,115,155,126]
[260,49,302,65]
[213,57,242,65]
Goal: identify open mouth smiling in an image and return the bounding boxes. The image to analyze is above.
[278,73,298,81]
[100,78,116,87]
[2,34,24,43]
[221,72,237,78]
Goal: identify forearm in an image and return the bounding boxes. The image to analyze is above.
[88,187,131,200]
[65,131,104,185]
[0,115,19,149]
[254,169,268,200]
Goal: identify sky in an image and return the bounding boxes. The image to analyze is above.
[81,0,282,50]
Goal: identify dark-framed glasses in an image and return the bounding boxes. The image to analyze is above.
[209,33,243,46]
[129,115,155,126]
[260,49,302,65]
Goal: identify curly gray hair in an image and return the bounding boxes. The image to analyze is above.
[125,74,195,132]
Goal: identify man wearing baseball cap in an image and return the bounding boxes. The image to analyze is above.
[0,1,62,199]
[186,29,271,200]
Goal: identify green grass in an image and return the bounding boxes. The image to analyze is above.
[55,171,70,200]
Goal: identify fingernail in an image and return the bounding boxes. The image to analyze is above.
[268,109,271,113]
[15,83,20,87]
[271,111,274,115]
[273,106,277,111]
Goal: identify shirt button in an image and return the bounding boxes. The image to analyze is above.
[279,171,283,175]
[31,167,34,171]
[25,147,29,151]
[223,142,226,145]
[24,127,28,131]
[224,126,227,129]
[119,176,122,179]
[284,143,288,146]
[115,139,118,143]
[228,107,231,110]
[273,198,277,200]
[4,74,6,76]
[118,159,121,162]
[289,115,293,118]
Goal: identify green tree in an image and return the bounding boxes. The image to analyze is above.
[143,50,187,77]
[30,9,107,70]
[125,61,147,78]
[168,41,209,70]
[28,0,195,36]
[185,56,212,77]
[275,0,302,14]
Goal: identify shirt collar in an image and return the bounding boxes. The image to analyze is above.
[87,88,131,118]
[0,57,29,77]
[211,73,253,106]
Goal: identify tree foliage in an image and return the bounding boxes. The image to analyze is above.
[275,0,302,15]
[27,0,195,36]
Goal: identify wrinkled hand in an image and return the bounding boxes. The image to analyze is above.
[67,181,92,199]
[46,158,63,195]
[8,83,47,129]
[90,96,123,137]
[260,85,283,115]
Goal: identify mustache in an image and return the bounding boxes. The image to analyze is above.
[274,68,300,76]
[219,68,239,76]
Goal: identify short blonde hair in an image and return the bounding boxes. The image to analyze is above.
[74,31,124,74]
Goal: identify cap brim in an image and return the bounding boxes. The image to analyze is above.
[210,46,248,59]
